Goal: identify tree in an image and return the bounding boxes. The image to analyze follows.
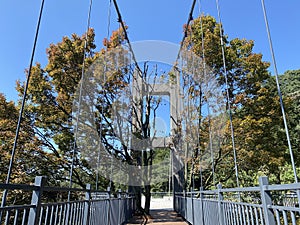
[0,93,64,204]
[18,25,168,214]
[80,56,169,214]
[279,69,300,164]
[184,15,286,187]
[275,69,300,183]
[16,28,100,188]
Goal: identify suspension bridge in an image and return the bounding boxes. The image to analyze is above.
[1,0,300,224]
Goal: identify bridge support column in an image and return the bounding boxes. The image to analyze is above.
[199,187,205,225]
[217,184,225,225]
[259,176,276,225]
[172,147,184,210]
[27,176,46,225]
[83,184,91,225]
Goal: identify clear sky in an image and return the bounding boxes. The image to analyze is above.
[1,0,299,102]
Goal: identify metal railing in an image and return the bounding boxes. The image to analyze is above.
[0,176,136,225]
[174,176,300,225]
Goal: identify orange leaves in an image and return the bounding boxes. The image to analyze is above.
[102,26,127,50]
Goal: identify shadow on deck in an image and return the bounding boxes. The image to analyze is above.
[125,209,189,225]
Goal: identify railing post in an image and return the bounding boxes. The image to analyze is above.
[107,187,111,223]
[124,190,129,220]
[107,186,111,198]
[118,189,121,225]
[259,176,275,225]
[27,176,46,225]
[217,184,225,225]
[83,184,91,225]
[199,187,205,225]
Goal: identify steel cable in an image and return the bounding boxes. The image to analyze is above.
[68,0,93,200]
[1,0,45,210]
[215,0,240,190]
[111,0,143,77]
[260,0,298,183]
[96,0,112,192]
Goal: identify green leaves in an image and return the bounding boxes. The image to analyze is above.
[13,29,99,188]
[184,14,294,187]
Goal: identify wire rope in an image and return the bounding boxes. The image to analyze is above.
[196,0,204,190]
[195,0,216,190]
[191,74,196,192]
[175,0,197,63]
[260,0,298,184]
[111,0,143,77]
[215,0,240,190]
[1,0,45,210]
[110,4,145,192]
[195,0,207,190]
[207,102,216,188]
[68,0,93,200]
[96,0,112,191]
[180,51,188,192]
[111,0,199,196]
[197,0,217,188]
[189,22,196,192]
[172,0,197,194]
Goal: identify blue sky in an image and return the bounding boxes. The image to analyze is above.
[1,0,299,102]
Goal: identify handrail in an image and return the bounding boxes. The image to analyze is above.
[43,186,88,192]
[175,182,300,196]
[0,182,133,195]
[268,204,300,212]
[221,200,262,208]
[0,183,39,191]
[0,176,136,225]
[263,183,300,191]
[219,186,260,193]
[0,204,35,210]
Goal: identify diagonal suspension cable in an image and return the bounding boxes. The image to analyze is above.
[197,0,205,189]
[68,0,93,197]
[194,0,216,189]
[215,0,240,189]
[175,0,197,64]
[111,0,143,76]
[167,0,197,193]
[1,0,45,209]
[112,0,199,194]
[260,0,298,184]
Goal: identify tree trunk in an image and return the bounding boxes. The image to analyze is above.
[132,186,143,213]
[144,184,151,215]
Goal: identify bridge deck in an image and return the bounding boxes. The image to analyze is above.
[125,209,188,225]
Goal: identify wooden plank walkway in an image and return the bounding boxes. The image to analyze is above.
[125,209,189,225]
